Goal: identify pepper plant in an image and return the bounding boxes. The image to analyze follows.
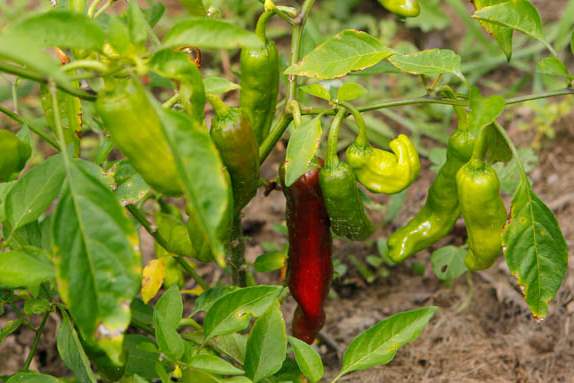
[0,0,571,382]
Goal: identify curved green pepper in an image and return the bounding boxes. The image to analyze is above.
[96,79,181,196]
[346,134,420,194]
[209,95,259,212]
[320,109,373,240]
[457,161,507,271]
[0,129,31,182]
[379,0,420,17]
[240,11,279,145]
[387,112,474,264]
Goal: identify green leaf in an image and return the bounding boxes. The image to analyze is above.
[127,0,149,46]
[5,154,64,232]
[8,9,104,50]
[338,307,437,376]
[0,181,16,223]
[188,354,245,375]
[336,82,367,102]
[163,18,263,50]
[0,32,70,88]
[473,0,544,42]
[205,76,240,95]
[158,108,232,267]
[484,123,512,164]
[244,302,287,382]
[52,159,141,365]
[254,251,287,273]
[494,148,538,195]
[192,286,238,315]
[153,286,185,360]
[123,334,161,380]
[203,285,283,340]
[0,250,54,289]
[211,333,247,365]
[114,161,150,206]
[182,369,223,383]
[571,31,574,54]
[300,84,331,101]
[284,117,323,187]
[0,319,24,343]
[471,0,514,60]
[288,336,324,383]
[536,56,571,90]
[503,180,568,319]
[468,89,506,133]
[285,30,394,79]
[430,246,468,282]
[389,49,463,80]
[6,372,61,383]
[57,311,97,383]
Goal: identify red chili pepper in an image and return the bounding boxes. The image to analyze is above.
[281,162,333,344]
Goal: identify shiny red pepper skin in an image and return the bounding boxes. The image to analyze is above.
[281,163,333,344]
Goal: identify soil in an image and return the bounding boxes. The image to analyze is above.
[2,1,574,382]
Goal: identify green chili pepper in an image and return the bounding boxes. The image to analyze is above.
[209,95,259,212]
[387,106,473,264]
[240,10,279,145]
[457,126,507,271]
[320,109,373,240]
[378,0,421,17]
[344,103,420,195]
[0,129,31,182]
[96,78,181,196]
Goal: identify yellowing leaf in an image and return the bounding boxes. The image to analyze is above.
[141,259,166,303]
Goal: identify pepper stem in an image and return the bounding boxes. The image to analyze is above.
[326,108,347,170]
[255,9,275,41]
[471,123,490,162]
[341,101,368,147]
[206,93,231,118]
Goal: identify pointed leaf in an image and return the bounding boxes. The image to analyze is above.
[205,76,240,95]
[430,246,467,282]
[8,9,104,50]
[284,117,323,187]
[0,250,54,289]
[468,89,506,133]
[189,354,245,375]
[153,286,185,360]
[339,307,437,376]
[203,286,283,340]
[503,180,568,319]
[244,302,287,382]
[57,311,97,383]
[5,154,64,231]
[6,373,61,383]
[288,336,324,383]
[52,159,141,364]
[141,259,166,304]
[471,0,514,60]
[336,82,367,102]
[300,84,331,101]
[473,0,544,42]
[163,18,263,50]
[389,49,463,79]
[285,30,394,79]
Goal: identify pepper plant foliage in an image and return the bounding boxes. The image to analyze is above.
[0,0,571,381]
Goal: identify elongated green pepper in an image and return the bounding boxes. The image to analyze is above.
[320,109,373,240]
[209,95,259,212]
[96,79,181,196]
[0,129,31,182]
[387,108,474,263]
[240,10,279,145]
[457,128,507,271]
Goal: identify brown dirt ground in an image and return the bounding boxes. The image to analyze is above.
[2,1,574,382]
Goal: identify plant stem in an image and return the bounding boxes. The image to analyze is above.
[0,62,97,101]
[258,112,293,164]
[162,93,180,109]
[287,0,315,102]
[22,311,50,371]
[301,88,574,116]
[325,108,346,169]
[0,105,59,149]
[340,101,368,147]
[125,204,209,290]
[62,60,108,73]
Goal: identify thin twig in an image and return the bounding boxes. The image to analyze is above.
[22,311,50,371]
